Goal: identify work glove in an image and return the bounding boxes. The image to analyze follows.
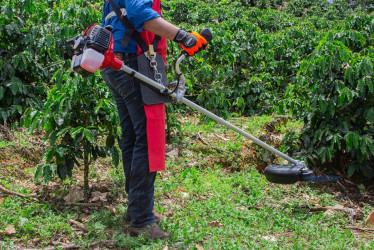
[174,29,208,56]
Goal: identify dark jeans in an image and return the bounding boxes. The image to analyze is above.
[101,55,156,228]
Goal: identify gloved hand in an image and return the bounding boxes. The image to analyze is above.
[174,29,208,56]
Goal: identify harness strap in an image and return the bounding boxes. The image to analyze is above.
[108,0,149,52]
[105,8,126,22]
[153,35,161,52]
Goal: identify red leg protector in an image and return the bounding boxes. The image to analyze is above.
[144,103,166,172]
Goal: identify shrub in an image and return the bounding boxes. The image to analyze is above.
[285,31,374,178]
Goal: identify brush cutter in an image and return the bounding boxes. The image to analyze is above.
[68,24,340,184]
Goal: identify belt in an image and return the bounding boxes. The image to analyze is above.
[114,52,136,61]
[105,8,127,22]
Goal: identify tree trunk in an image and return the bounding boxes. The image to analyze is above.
[83,150,89,200]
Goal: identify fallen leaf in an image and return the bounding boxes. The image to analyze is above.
[0,225,16,235]
[207,221,224,228]
[166,148,178,158]
[174,188,187,193]
[98,185,111,192]
[323,209,335,216]
[365,211,374,226]
[236,206,247,212]
[0,198,3,205]
[195,194,208,201]
[328,204,346,211]
[162,246,168,250]
[163,211,173,218]
[64,186,84,204]
[89,191,107,202]
[6,225,16,234]
[261,235,277,242]
[105,205,117,215]
[69,219,88,232]
[118,192,125,202]
[196,244,204,250]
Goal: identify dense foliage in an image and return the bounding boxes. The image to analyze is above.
[286,23,374,178]
[0,0,120,186]
[0,0,100,124]
[165,0,374,178]
[1,0,373,180]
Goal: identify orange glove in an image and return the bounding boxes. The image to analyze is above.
[174,29,208,56]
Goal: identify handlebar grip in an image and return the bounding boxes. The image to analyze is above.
[200,29,213,43]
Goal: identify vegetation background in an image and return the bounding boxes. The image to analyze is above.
[0,0,373,248]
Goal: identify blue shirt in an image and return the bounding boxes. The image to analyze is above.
[102,0,160,53]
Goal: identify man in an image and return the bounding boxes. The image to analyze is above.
[100,0,207,239]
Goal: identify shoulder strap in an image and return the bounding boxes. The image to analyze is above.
[108,0,149,52]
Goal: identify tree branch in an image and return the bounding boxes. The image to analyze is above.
[0,185,37,200]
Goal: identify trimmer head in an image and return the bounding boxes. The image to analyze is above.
[264,162,314,184]
[264,162,341,184]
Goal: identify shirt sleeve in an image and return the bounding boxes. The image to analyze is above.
[125,0,160,31]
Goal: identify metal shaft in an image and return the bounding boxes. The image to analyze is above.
[120,64,299,165]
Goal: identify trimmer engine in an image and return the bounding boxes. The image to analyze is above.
[69,24,113,77]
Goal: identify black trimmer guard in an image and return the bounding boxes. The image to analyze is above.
[264,164,314,184]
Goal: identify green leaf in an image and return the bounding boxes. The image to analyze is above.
[56,127,70,137]
[111,146,119,167]
[71,127,83,139]
[1,111,8,122]
[49,131,58,146]
[334,134,341,150]
[12,77,26,94]
[345,66,354,85]
[338,87,353,106]
[346,132,359,151]
[84,128,94,143]
[45,148,55,162]
[368,78,374,94]
[57,163,68,180]
[55,146,66,158]
[7,80,19,95]
[319,147,327,163]
[106,134,115,147]
[35,163,43,181]
[368,142,374,156]
[360,138,367,156]
[347,163,356,177]
[0,87,5,101]
[365,107,374,123]
[43,164,53,184]
[357,78,365,94]
[352,133,359,150]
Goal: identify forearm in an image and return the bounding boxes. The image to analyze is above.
[143,17,179,41]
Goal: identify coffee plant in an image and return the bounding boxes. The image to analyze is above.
[24,71,120,193]
[0,0,100,124]
[285,28,374,178]
[2,0,373,182]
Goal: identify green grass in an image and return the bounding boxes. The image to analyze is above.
[0,115,373,249]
